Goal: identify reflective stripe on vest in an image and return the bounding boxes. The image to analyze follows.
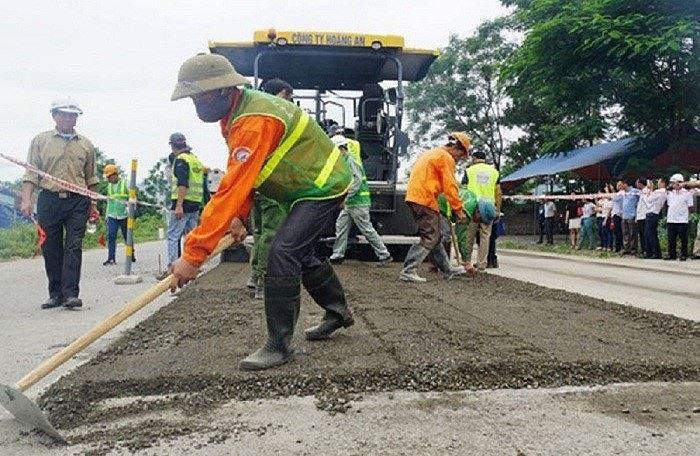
[466,162,499,203]
[106,179,128,218]
[254,112,310,188]
[345,140,371,206]
[171,152,204,203]
[227,89,350,206]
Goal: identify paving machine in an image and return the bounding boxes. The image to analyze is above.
[212,29,439,260]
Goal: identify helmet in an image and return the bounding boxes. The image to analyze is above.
[171,53,249,101]
[50,98,83,115]
[327,124,344,136]
[448,131,471,151]
[103,164,118,177]
[331,135,348,147]
[669,173,684,183]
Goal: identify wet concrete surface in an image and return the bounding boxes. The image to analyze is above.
[22,260,698,453]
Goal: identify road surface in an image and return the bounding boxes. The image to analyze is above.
[0,240,219,405]
[492,249,699,321]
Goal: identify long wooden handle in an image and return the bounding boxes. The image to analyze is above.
[16,235,236,391]
[450,223,462,265]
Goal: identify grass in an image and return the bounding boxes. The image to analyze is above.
[499,238,620,259]
[0,213,166,261]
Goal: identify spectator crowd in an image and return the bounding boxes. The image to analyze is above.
[536,174,699,261]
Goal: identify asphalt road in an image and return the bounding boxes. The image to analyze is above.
[491,249,700,321]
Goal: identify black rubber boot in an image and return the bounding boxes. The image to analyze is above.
[302,261,354,340]
[239,276,300,371]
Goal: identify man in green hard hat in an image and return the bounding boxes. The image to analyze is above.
[169,53,354,371]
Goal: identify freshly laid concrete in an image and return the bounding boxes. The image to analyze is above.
[1,245,698,455]
[22,260,699,454]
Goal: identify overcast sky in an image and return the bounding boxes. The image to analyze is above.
[0,0,508,182]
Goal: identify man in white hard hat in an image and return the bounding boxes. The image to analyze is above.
[20,99,99,310]
[328,134,392,266]
[664,173,694,261]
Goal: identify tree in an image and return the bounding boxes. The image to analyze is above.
[141,158,170,209]
[502,0,699,148]
[405,18,517,169]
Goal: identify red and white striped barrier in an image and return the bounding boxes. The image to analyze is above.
[1,153,163,208]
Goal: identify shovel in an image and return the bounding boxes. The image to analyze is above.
[0,235,236,442]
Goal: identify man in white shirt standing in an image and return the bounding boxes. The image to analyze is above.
[635,178,649,258]
[610,182,625,252]
[643,178,666,259]
[664,174,694,261]
[543,197,557,245]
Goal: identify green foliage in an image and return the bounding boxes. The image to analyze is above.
[502,0,699,159]
[0,213,166,260]
[140,158,170,214]
[405,18,517,167]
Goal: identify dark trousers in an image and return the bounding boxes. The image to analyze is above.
[106,217,127,261]
[667,223,688,259]
[537,219,545,243]
[37,191,90,300]
[612,215,623,252]
[487,223,497,263]
[543,217,554,244]
[597,217,605,248]
[267,196,344,278]
[644,213,661,258]
[636,219,646,256]
[622,218,638,254]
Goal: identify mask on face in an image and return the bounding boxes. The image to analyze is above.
[194,91,232,122]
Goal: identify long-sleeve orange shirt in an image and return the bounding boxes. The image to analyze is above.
[405,146,462,212]
[182,114,285,266]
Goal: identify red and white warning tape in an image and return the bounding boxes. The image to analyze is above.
[503,189,698,201]
[1,152,163,208]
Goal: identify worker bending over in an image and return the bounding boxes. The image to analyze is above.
[169,53,354,371]
[401,132,471,282]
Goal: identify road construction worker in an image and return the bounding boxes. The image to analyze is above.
[20,99,99,310]
[452,188,497,270]
[462,150,501,270]
[247,78,294,300]
[169,53,354,371]
[102,164,135,265]
[164,132,204,271]
[401,132,471,282]
[328,134,392,265]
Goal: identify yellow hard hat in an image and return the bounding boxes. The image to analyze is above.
[103,164,118,177]
[448,131,471,151]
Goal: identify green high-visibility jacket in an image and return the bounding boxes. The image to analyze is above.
[170,152,204,204]
[466,162,499,203]
[106,179,128,219]
[345,139,370,207]
[225,88,351,208]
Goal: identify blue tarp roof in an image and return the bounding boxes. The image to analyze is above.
[501,137,636,182]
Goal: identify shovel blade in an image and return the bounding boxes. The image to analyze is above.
[0,384,65,442]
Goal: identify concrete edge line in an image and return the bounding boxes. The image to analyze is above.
[499,249,700,278]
